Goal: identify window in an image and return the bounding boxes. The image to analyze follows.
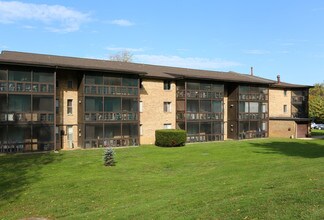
[164,123,172,129]
[56,99,59,114]
[186,100,199,112]
[212,101,223,112]
[164,80,171,90]
[262,103,267,113]
[122,78,138,87]
[283,104,288,113]
[56,80,59,88]
[104,77,121,86]
[122,98,138,112]
[104,124,120,138]
[9,95,31,112]
[284,90,287,96]
[164,102,171,112]
[85,74,103,85]
[139,101,143,112]
[140,124,143,135]
[67,80,73,89]
[249,102,259,113]
[200,100,211,112]
[9,70,31,82]
[122,123,138,138]
[67,99,73,115]
[33,96,54,112]
[85,97,103,112]
[86,124,103,139]
[33,71,53,82]
[0,69,7,80]
[104,97,121,112]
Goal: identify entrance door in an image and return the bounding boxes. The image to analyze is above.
[297,123,308,138]
[67,126,73,148]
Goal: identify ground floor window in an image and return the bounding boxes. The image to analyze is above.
[84,122,139,148]
[0,124,54,153]
[186,121,224,143]
[239,121,268,139]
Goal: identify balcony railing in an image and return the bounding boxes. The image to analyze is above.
[292,96,306,104]
[84,85,138,96]
[187,134,224,143]
[176,112,224,120]
[239,93,268,101]
[0,112,54,123]
[1,82,55,93]
[0,141,54,153]
[239,113,268,120]
[176,90,223,99]
[84,137,138,148]
[239,131,267,140]
[84,112,138,121]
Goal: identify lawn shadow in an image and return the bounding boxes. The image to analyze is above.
[250,140,324,158]
[0,152,62,204]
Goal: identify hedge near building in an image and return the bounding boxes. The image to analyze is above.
[155,129,187,147]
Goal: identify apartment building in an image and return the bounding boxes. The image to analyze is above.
[0,51,312,153]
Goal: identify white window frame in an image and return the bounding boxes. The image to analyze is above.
[140,124,143,136]
[163,102,171,112]
[164,123,172,129]
[283,104,288,113]
[67,99,73,115]
[163,80,171,90]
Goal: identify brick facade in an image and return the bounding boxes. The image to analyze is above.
[140,79,176,144]
[56,71,79,149]
[269,88,291,117]
[269,120,296,138]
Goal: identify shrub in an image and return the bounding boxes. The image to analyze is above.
[103,147,115,166]
[155,129,187,147]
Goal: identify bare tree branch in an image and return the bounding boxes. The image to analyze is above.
[109,50,133,62]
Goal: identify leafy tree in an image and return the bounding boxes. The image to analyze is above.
[309,83,324,123]
[109,50,133,62]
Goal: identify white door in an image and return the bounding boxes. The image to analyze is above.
[67,126,73,148]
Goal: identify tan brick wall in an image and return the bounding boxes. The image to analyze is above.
[56,72,79,149]
[269,89,291,117]
[269,120,296,138]
[140,79,176,144]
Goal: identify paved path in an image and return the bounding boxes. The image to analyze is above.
[300,135,324,140]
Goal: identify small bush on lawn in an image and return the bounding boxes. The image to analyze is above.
[103,147,115,166]
[155,129,187,147]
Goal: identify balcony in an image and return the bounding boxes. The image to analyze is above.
[0,112,54,123]
[84,112,138,121]
[292,96,306,104]
[84,85,138,96]
[239,93,268,101]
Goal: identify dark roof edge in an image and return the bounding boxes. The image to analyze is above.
[270,80,313,89]
[165,72,275,85]
[269,117,311,122]
[0,58,147,76]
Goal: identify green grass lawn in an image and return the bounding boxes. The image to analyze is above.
[1,138,323,220]
[312,129,324,136]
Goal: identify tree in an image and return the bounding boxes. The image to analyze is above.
[309,83,324,123]
[109,50,133,62]
[103,147,115,166]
